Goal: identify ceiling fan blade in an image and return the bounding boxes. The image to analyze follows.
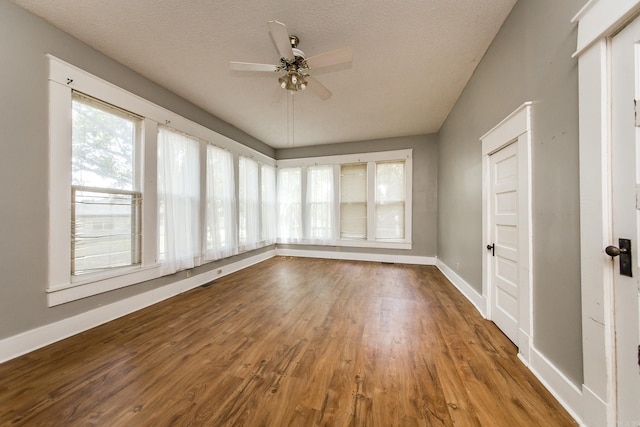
[305,47,353,70]
[305,75,332,100]
[268,20,294,62]
[230,61,280,72]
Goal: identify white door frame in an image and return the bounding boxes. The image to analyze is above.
[574,1,640,426]
[480,102,533,364]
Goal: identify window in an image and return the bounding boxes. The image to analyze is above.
[261,165,277,245]
[277,167,302,242]
[71,93,142,275]
[49,56,276,306]
[306,165,335,242]
[157,127,200,274]
[205,145,237,260]
[340,164,367,240]
[238,156,260,250]
[276,149,412,249]
[375,161,405,240]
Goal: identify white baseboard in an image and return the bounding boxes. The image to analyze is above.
[435,259,486,317]
[0,250,275,364]
[275,247,436,266]
[529,346,585,426]
[581,384,608,427]
[436,259,586,425]
[517,328,532,366]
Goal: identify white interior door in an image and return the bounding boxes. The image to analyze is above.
[611,15,640,426]
[489,141,519,344]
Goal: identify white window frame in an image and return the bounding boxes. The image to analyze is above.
[276,149,413,250]
[47,55,274,306]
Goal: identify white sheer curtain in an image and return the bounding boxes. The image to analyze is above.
[305,165,335,243]
[238,156,260,251]
[205,145,237,260]
[277,167,302,243]
[157,126,200,274]
[261,164,277,245]
[375,161,405,240]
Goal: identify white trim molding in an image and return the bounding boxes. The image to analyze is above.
[572,1,640,425]
[0,250,275,364]
[275,247,434,266]
[572,0,640,57]
[479,102,534,366]
[528,347,585,426]
[436,259,486,317]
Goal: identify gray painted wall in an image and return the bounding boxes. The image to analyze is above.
[438,0,584,384]
[276,135,438,257]
[2,0,585,393]
[0,0,274,340]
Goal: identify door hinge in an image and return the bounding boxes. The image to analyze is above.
[635,99,640,127]
[638,344,640,369]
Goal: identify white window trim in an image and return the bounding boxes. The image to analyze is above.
[47,55,274,307]
[276,149,413,250]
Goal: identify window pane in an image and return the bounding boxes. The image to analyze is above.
[206,145,236,260]
[340,203,367,239]
[340,163,367,239]
[72,188,141,274]
[261,165,277,244]
[157,127,200,273]
[239,157,260,250]
[307,166,334,241]
[376,162,405,203]
[277,167,302,242]
[375,161,405,240]
[375,203,405,239]
[71,93,141,276]
[72,95,136,190]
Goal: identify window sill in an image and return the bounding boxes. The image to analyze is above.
[47,264,162,307]
[277,239,412,250]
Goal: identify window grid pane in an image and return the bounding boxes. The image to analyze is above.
[71,94,141,275]
[307,166,334,240]
[375,161,405,240]
[277,167,302,241]
[71,187,141,274]
[238,157,260,250]
[340,163,367,239]
[205,145,236,260]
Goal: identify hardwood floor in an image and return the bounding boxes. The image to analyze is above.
[0,257,577,426]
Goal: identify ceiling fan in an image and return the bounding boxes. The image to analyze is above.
[230,20,353,100]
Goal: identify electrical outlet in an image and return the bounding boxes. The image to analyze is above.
[217,269,222,275]
[186,269,192,278]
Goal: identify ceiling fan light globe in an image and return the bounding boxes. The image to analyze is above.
[291,74,298,84]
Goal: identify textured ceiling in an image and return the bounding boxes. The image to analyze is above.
[12,0,516,148]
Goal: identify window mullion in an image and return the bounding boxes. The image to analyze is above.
[142,119,157,266]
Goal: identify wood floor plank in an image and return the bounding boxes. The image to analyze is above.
[0,258,577,426]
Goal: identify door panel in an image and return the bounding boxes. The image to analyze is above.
[611,15,640,426]
[490,142,519,343]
